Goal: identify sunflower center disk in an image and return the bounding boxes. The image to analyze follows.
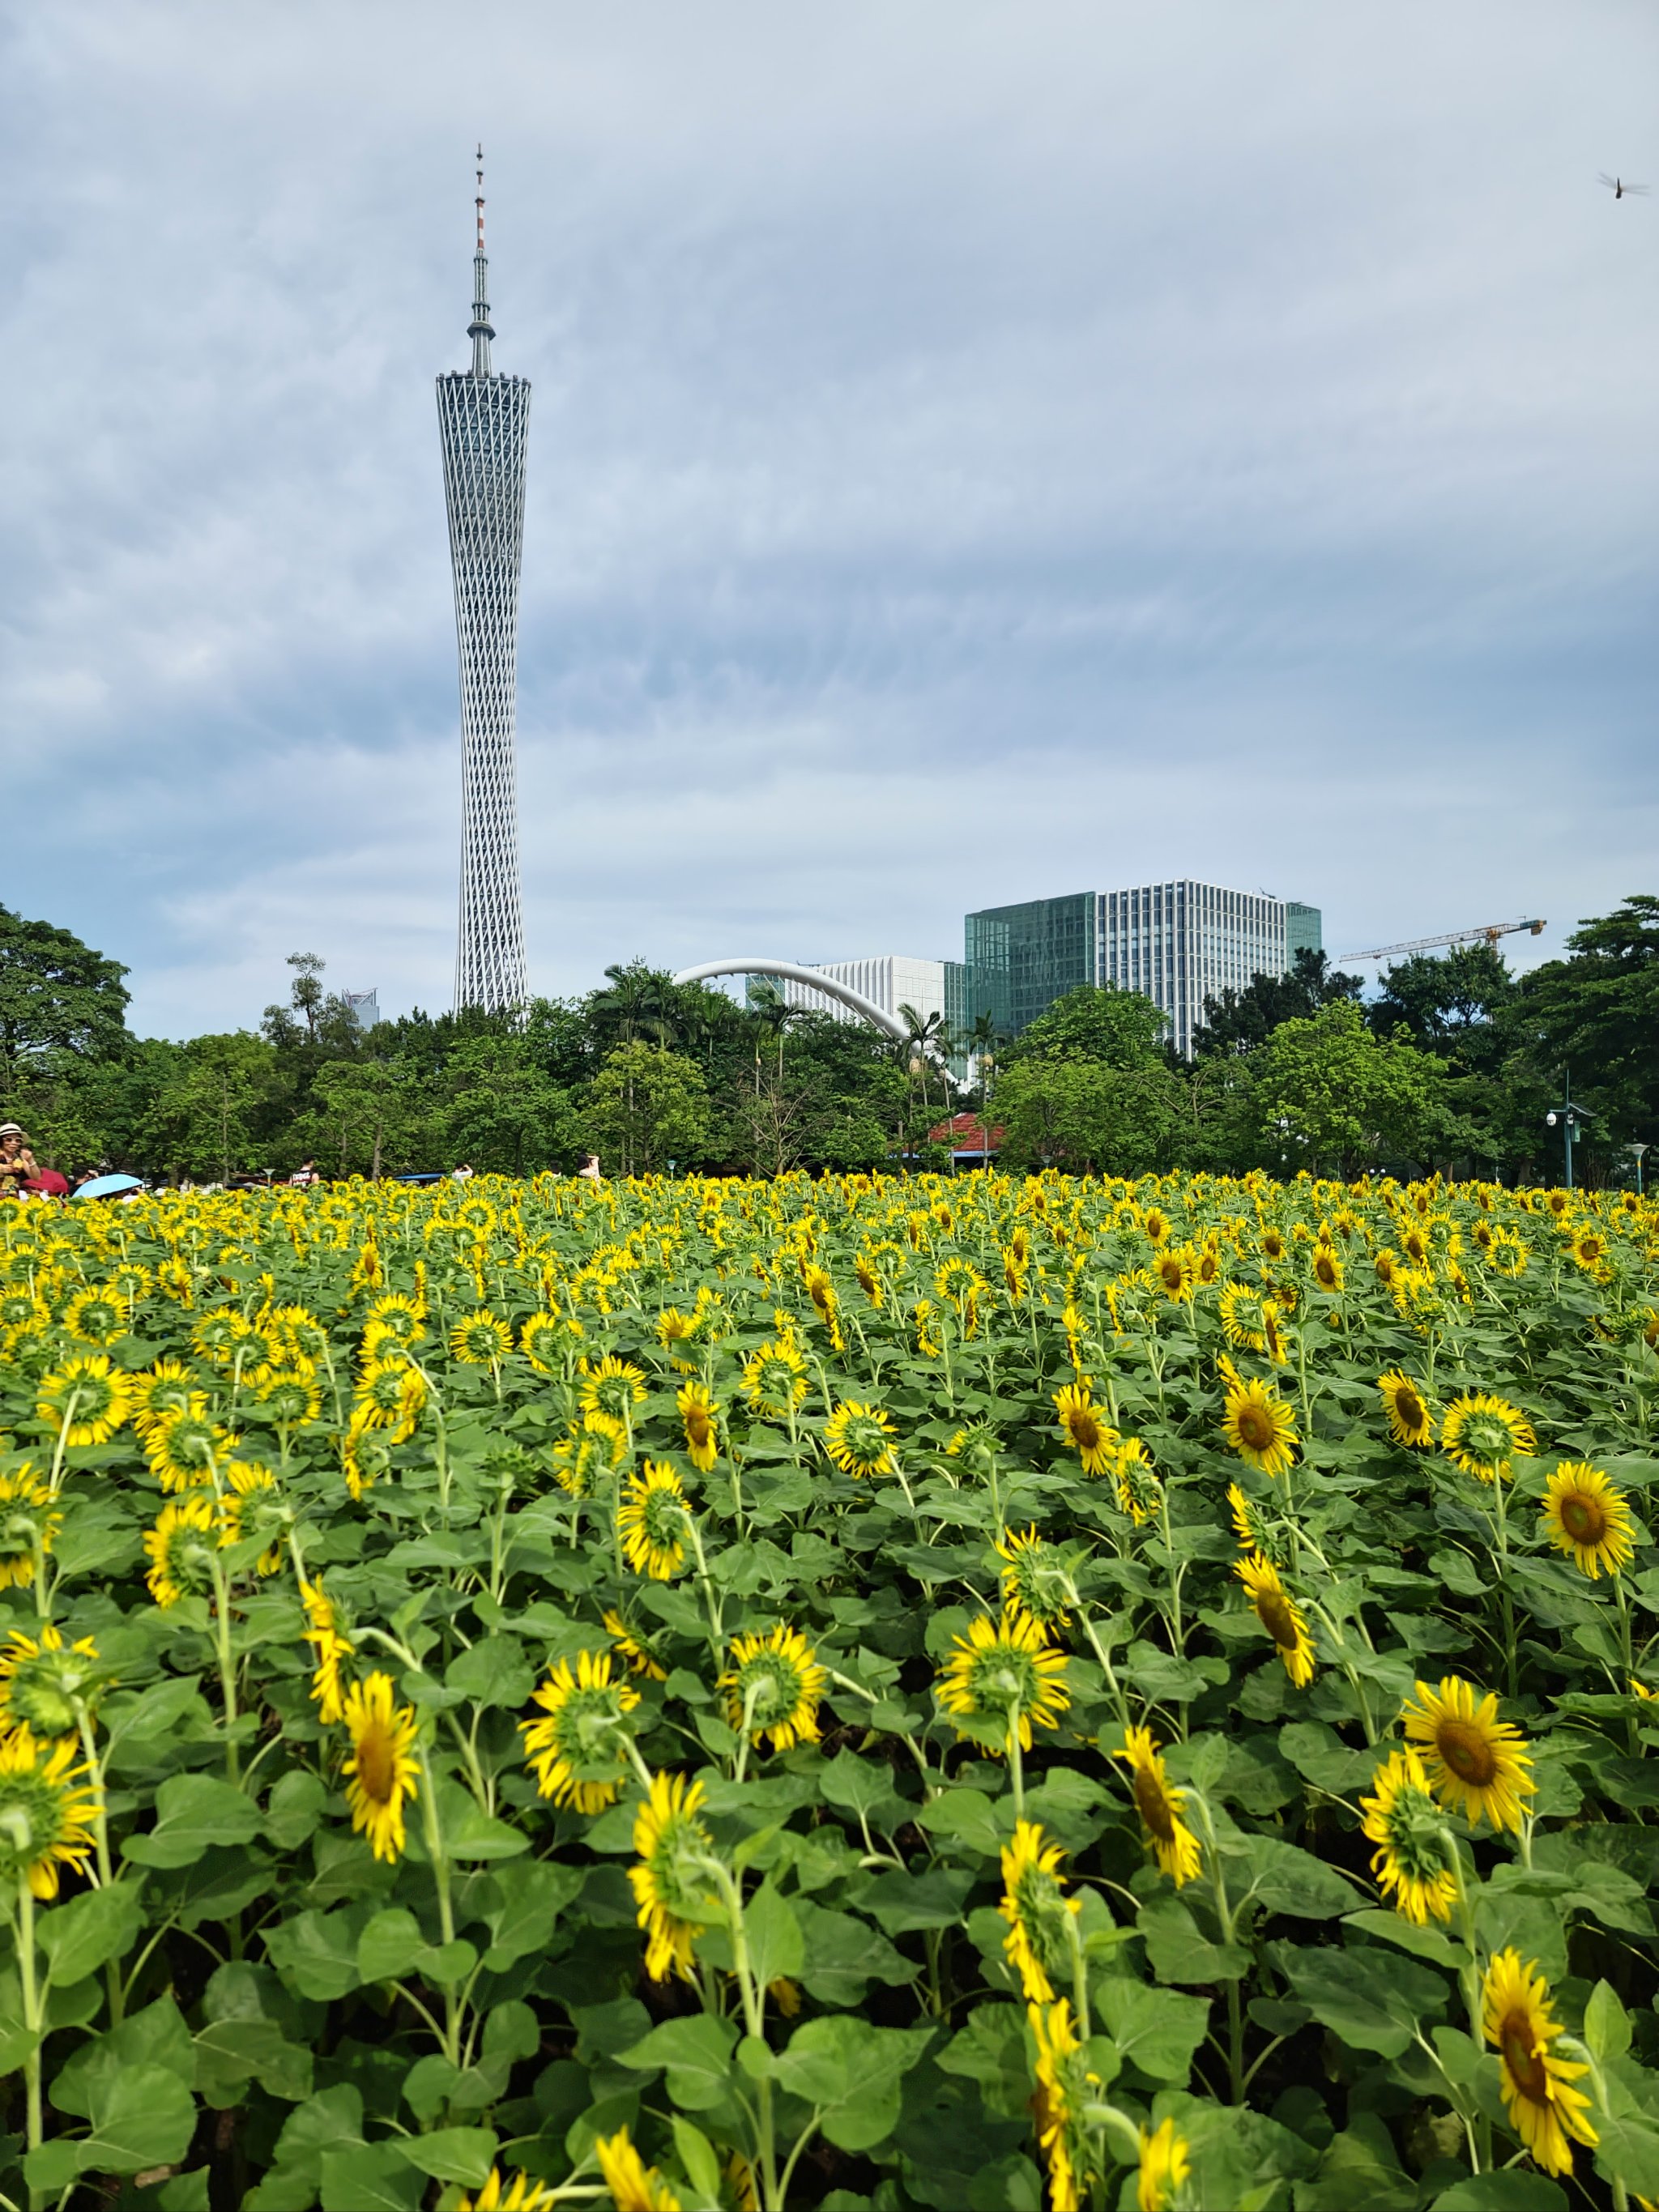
[1436,1720,1498,1787]
[1501,2015,1550,2103]
[1133,1769,1176,1844]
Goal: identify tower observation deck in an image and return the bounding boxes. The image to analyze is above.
[437,150,531,1013]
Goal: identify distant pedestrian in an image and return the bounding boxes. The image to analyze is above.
[578,1153,603,1183]
[452,1162,476,1183]
[291,1159,320,1188]
[0,1124,39,1200]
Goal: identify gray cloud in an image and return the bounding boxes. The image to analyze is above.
[2,1,1654,1034]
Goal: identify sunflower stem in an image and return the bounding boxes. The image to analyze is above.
[208,1554,241,1786]
[413,1739,461,2067]
[1007,1720,1025,1822]
[14,1880,45,2164]
[75,1704,123,2025]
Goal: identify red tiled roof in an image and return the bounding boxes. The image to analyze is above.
[929,1113,1004,1149]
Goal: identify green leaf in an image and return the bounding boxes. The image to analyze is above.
[434,1778,531,1861]
[319,2146,426,2210]
[859,1866,977,1935]
[1298,2115,1415,2212]
[1137,1897,1247,1984]
[262,2083,367,2189]
[393,2128,498,2186]
[774,2015,931,2150]
[1239,1835,1358,1919]
[1273,1941,1448,2059]
[52,1995,194,2116]
[1584,1978,1632,2064]
[936,2005,1032,2120]
[818,1747,905,1826]
[80,2061,199,2174]
[480,1857,586,1969]
[36,1878,143,1987]
[1343,1908,1467,1969]
[357,1907,428,1985]
[744,1881,804,1991]
[618,2014,739,2111]
[1431,2174,1567,2210]
[123,1771,263,1867]
[264,1770,329,1851]
[446,1634,535,1709]
[193,2016,314,2108]
[915,1786,1004,1857]
[671,2116,726,2206]
[794,1901,915,2005]
[1096,1981,1209,2084]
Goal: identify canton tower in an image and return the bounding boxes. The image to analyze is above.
[438,149,531,1014]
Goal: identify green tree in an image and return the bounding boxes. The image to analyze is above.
[308,1058,437,1179]
[587,961,680,1050]
[1004,984,1169,1069]
[583,1043,710,1177]
[1242,999,1461,1175]
[1510,896,1659,1155]
[443,1038,574,1175]
[995,1057,1187,1174]
[0,904,131,1112]
[156,1034,283,1183]
[1194,948,1364,1059]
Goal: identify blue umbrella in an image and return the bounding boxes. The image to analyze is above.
[74,1174,146,1200]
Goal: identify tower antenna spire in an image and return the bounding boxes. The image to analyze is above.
[466,143,495,377]
[476,142,485,251]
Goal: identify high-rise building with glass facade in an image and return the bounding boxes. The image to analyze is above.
[962,881,1311,1058]
[438,156,531,1015]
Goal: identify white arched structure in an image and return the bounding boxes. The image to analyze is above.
[672,958,907,1041]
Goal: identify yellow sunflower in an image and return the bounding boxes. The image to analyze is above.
[578,1353,647,1442]
[1359,1747,1457,1925]
[995,1525,1072,1630]
[1540,1462,1634,1579]
[62,1285,126,1348]
[1401,1676,1535,1831]
[521,1650,641,1811]
[518,1312,565,1375]
[1052,1382,1116,1476]
[1481,1950,1597,2176]
[301,1578,354,1723]
[603,1608,668,1681]
[998,1818,1079,2004]
[937,1608,1071,1753]
[216,1463,285,1575]
[1441,1392,1536,1483]
[36,1353,131,1447]
[740,1338,808,1417]
[0,1467,62,1592]
[1218,1281,1268,1350]
[143,1495,220,1608]
[1113,1436,1161,1526]
[617,1462,689,1580]
[0,1624,104,1742]
[458,2169,558,2212]
[594,2128,681,2212]
[1221,1378,1298,1477]
[629,1769,719,1983]
[1113,1727,1202,1886]
[340,1672,420,1864]
[676,1379,719,1472]
[823,1401,898,1478]
[0,1726,100,1899]
[1310,1247,1343,1294]
[449,1309,514,1366]
[1377,1369,1434,1448]
[720,1624,826,1754]
[1235,1553,1316,1686]
[1137,2118,1192,2212]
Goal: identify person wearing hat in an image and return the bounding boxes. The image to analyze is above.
[0,1124,40,1200]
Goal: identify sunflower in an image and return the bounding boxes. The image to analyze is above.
[618,1462,689,1580]
[823,1401,898,1478]
[1569,1227,1610,1278]
[1052,1383,1116,1476]
[1028,1997,1101,2212]
[145,1402,237,1492]
[143,1495,220,1608]
[1152,1247,1193,1302]
[458,2169,558,2212]
[129,1359,202,1434]
[1218,1281,1268,1350]
[1486,1225,1530,1277]
[1137,2118,1192,2212]
[1401,1677,1535,1831]
[999,1818,1080,2003]
[0,1727,100,1899]
[594,2128,682,2212]
[521,1650,641,1811]
[1309,1247,1344,1294]
[1359,1747,1458,1925]
[629,1769,719,1983]
[340,1672,420,1864]
[1113,1437,1161,1526]
[1142,1208,1171,1247]
[676,1379,719,1472]
[721,1625,826,1754]
[996,1525,1071,1630]
[36,1353,131,1448]
[1221,1378,1298,1477]
[740,1338,808,1417]
[579,1353,647,1442]
[552,1428,615,1497]
[938,1609,1070,1754]
[217,1463,286,1575]
[1113,1727,1202,1886]
[62,1285,126,1348]
[0,1467,62,1592]
[0,1624,104,1742]
[1235,1553,1316,1686]
[301,1579,355,1723]
[519,1312,566,1375]
[1540,1462,1634,1579]
[1441,1392,1536,1483]
[254,1365,322,1427]
[603,1608,668,1681]
[449,1310,514,1367]
[1377,1370,1434,1448]
[362,1289,425,1349]
[1481,1950,1598,2176]
[801,1264,845,1349]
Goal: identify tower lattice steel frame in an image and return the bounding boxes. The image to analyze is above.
[438,151,531,1013]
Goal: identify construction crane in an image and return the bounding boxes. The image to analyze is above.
[1337,918,1546,965]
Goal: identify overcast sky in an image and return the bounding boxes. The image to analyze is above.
[2,2,1654,1038]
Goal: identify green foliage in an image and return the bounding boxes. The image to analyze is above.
[0,903,130,1109]
[1243,999,1464,1174]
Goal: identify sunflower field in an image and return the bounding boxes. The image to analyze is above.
[2,1170,1659,2212]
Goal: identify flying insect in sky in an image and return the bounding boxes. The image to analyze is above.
[1598,173,1649,199]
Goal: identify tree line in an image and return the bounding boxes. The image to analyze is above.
[1,897,1654,1183]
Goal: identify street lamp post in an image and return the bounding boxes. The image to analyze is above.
[1633,1142,1650,1200]
[1544,1069,1593,1192]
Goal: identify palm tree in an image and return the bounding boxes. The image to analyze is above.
[589,962,677,1050]
[968,1011,1003,1109]
[898,1003,949,1121]
[748,981,795,1081]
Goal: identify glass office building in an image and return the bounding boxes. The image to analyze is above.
[1286,902,1323,961]
[962,881,1307,1058]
